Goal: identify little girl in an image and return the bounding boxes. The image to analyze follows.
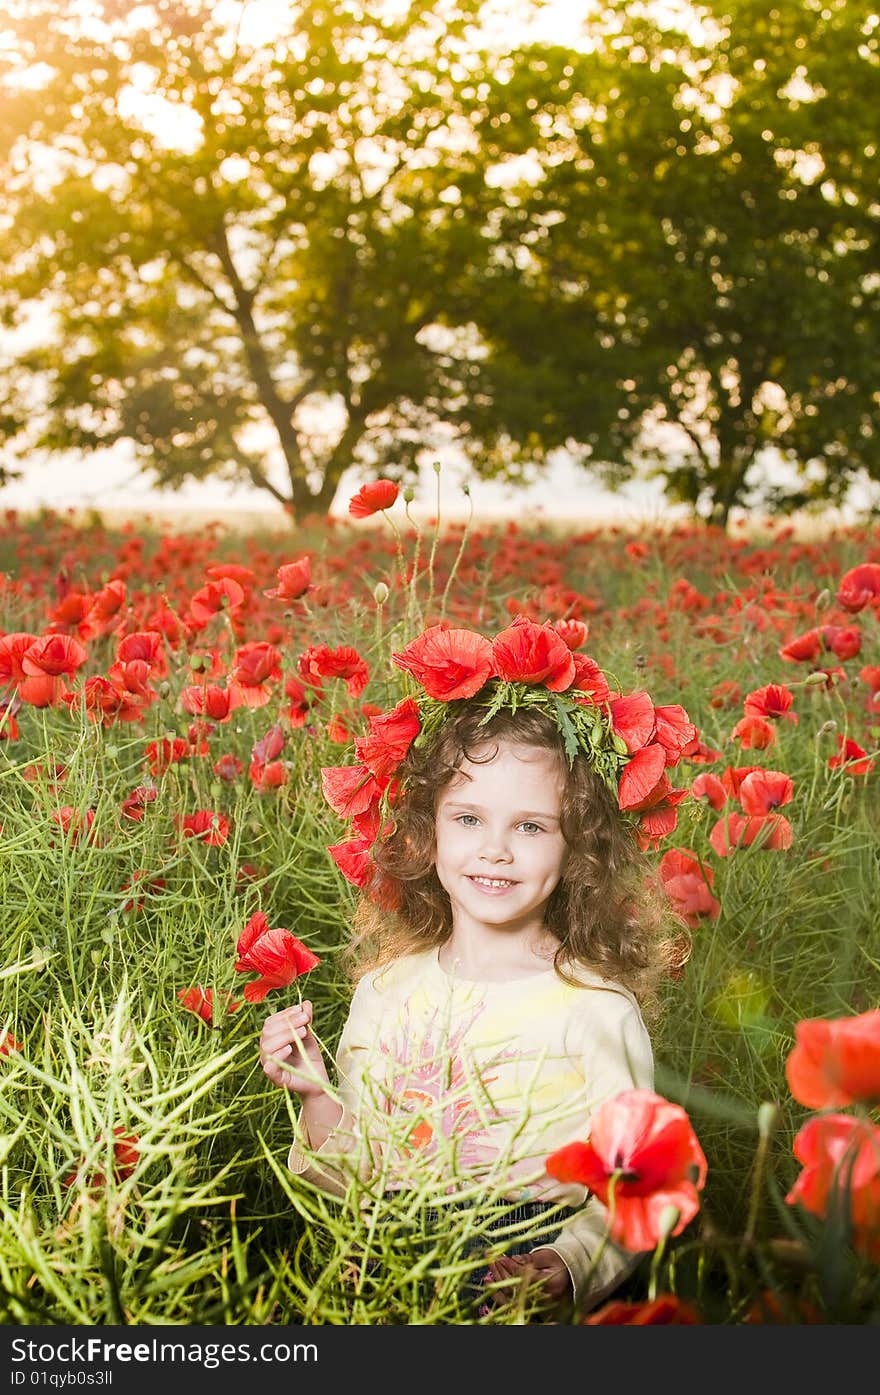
[259,619,693,1318]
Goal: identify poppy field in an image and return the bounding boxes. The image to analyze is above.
[0,490,878,1326]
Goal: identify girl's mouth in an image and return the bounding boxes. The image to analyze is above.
[467,876,518,891]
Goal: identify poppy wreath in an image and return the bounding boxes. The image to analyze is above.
[320,616,699,906]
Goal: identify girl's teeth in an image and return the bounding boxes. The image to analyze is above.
[472,877,513,887]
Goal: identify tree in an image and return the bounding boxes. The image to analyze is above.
[0,0,541,518]
[456,0,879,524]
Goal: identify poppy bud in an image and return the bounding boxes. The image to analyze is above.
[817,720,837,737]
[373,582,390,605]
[403,486,415,503]
[757,1101,782,1140]
[432,460,442,474]
[657,1204,681,1239]
[814,588,832,612]
[804,670,830,685]
[159,681,171,700]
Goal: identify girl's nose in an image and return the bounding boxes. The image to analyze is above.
[479,832,513,862]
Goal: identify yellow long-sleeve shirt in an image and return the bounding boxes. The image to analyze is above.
[287,945,654,1310]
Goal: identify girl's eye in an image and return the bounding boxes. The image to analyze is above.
[519,822,542,834]
[456,814,479,826]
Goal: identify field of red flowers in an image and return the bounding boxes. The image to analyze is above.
[0,495,878,1325]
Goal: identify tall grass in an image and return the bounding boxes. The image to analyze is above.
[0,506,878,1324]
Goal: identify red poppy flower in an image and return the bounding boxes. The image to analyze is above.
[821,624,861,661]
[721,764,763,799]
[115,630,167,675]
[584,1295,701,1325]
[730,715,777,750]
[205,562,256,595]
[786,1113,880,1261]
[70,676,145,725]
[743,684,798,724]
[178,810,230,845]
[348,478,399,518]
[264,557,312,601]
[609,692,656,753]
[392,625,494,700]
[785,1010,880,1109]
[633,783,689,850]
[0,633,39,691]
[859,663,880,691]
[328,835,376,889]
[180,683,235,720]
[213,753,244,782]
[177,985,242,1026]
[709,679,741,709]
[546,1088,707,1253]
[22,633,89,678]
[0,1032,22,1056]
[680,736,724,764]
[779,628,823,663]
[354,697,422,778]
[297,644,371,698]
[63,1127,140,1190]
[86,578,127,634]
[234,911,321,1002]
[51,806,96,844]
[616,742,667,810]
[551,618,589,650]
[569,654,611,703]
[120,785,158,821]
[187,576,246,625]
[738,768,794,816]
[145,737,190,776]
[119,869,166,912]
[227,642,282,710]
[828,735,876,776]
[659,848,720,926]
[285,673,311,726]
[652,704,698,766]
[690,772,727,809]
[709,811,793,857]
[321,763,389,819]
[836,562,880,614]
[491,616,576,691]
[249,758,288,790]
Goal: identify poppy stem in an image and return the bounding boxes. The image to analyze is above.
[741,1102,780,1253]
[439,486,475,620]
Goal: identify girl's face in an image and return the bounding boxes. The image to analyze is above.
[433,740,568,941]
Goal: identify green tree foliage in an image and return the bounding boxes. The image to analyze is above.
[0,0,526,517]
[0,1,876,524]
[460,0,879,523]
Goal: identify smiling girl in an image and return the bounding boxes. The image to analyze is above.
[259,619,694,1319]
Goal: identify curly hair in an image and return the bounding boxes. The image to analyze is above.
[344,702,689,1024]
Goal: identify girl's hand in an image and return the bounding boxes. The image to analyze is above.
[259,1000,330,1097]
[485,1248,572,1310]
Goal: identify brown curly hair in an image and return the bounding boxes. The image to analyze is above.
[344,702,688,1024]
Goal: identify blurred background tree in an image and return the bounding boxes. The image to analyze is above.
[462,0,879,525]
[0,0,876,524]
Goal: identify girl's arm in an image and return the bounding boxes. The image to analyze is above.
[283,973,386,1198]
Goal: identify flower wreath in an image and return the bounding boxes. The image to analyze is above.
[320,616,699,908]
